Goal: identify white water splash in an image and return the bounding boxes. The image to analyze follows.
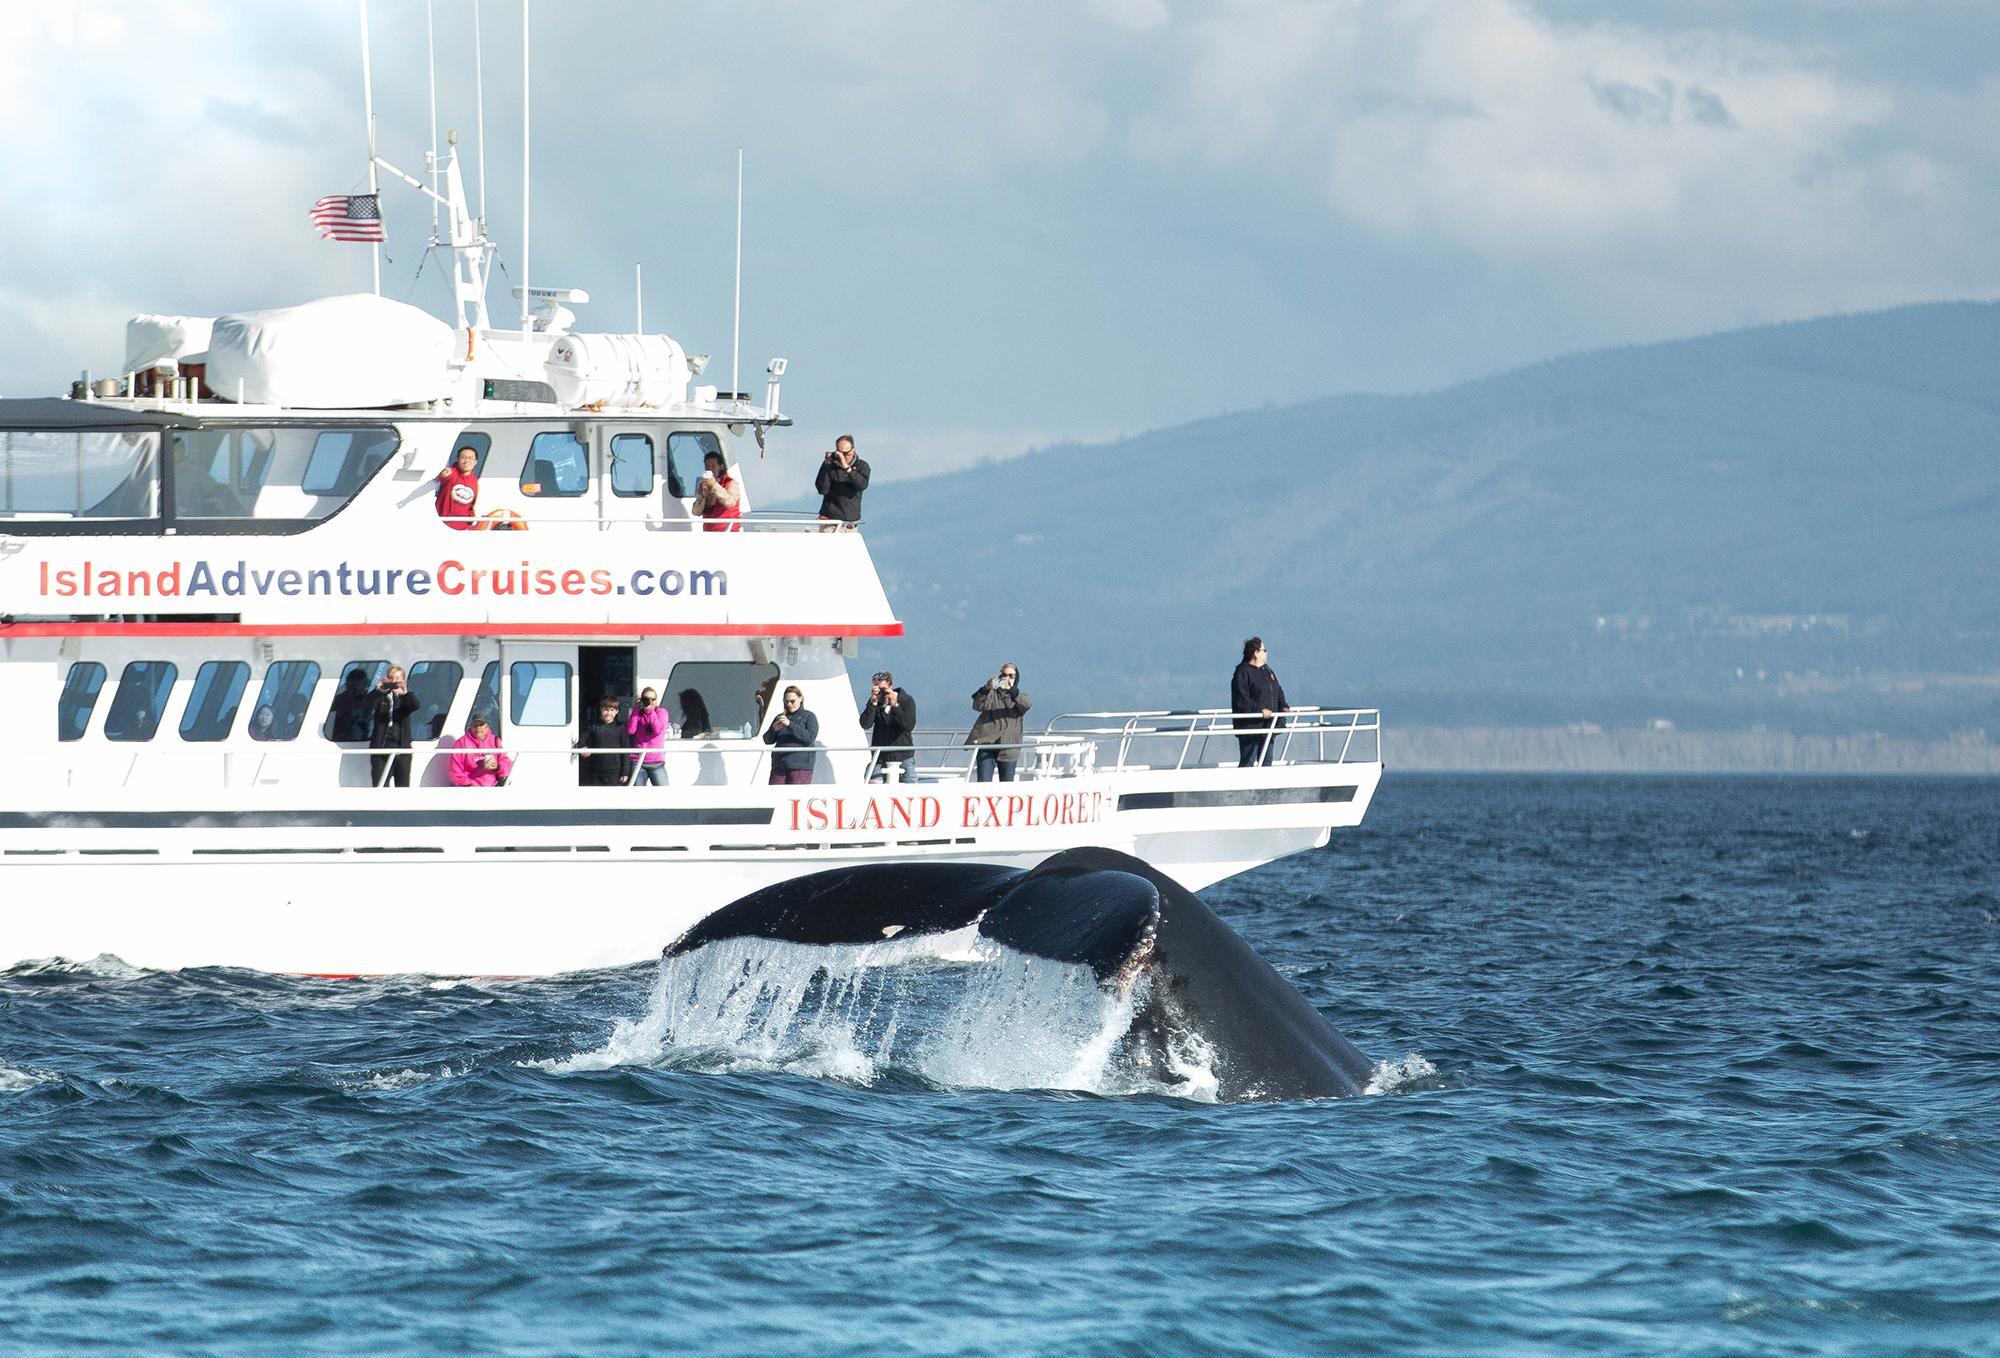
[0,1062,59,1093]
[544,930,1217,1100]
[1363,1053,1438,1095]
[340,1064,465,1093]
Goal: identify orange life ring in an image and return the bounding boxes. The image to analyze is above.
[476,508,528,532]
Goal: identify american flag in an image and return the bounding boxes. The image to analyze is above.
[310,193,386,243]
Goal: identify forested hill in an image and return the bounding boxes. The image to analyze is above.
[843,302,2000,741]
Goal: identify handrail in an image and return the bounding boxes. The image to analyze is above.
[443,509,859,533]
[51,706,1381,794]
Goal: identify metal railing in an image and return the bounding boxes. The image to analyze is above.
[449,509,859,533]
[60,707,1379,793]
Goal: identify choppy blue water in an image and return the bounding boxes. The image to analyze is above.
[4,775,1998,1356]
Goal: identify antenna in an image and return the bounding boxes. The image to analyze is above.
[358,0,381,295]
[520,0,532,331]
[473,0,488,227]
[635,263,643,333]
[426,0,440,238]
[732,148,743,398]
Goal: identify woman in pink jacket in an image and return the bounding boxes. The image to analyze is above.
[626,687,670,786]
[448,713,513,787]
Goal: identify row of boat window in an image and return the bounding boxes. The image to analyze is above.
[0,425,726,522]
[57,657,781,744]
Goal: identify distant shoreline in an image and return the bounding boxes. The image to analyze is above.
[1385,725,2000,775]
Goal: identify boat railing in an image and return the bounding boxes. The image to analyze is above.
[1041,706,1381,771]
[72,708,1378,792]
[458,509,857,533]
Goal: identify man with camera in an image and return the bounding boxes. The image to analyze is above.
[367,665,421,788]
[859,670,917,782]
[814,435,870,530]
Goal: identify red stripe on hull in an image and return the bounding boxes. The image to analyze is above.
[0,621,905,639]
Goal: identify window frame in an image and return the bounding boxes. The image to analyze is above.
[104,660,179,743]
[248,660,322,743]
[521,430,590,499]
[178,660,251,742]
[57,661,108,742]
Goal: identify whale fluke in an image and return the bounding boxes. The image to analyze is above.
[665,847,1375,1101]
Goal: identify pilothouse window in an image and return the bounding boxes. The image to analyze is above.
[509,662,573,727]
[0,431,159,520]
[522,431,588,498]
[610,434,655,497]
[664,432,720,500]
[301,429,398,498]
[171,429,274,518]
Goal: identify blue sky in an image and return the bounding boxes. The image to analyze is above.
[3,0,1995,493]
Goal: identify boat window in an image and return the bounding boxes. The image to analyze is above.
[0,430,160,522]
[521,431,588,498]
[178,661,250,742]
[665,661,778,738]
[472,661,503,736]
[664,432,720,500]
[163,425,402,529]
[170,428,275,518]
[509,662,573,727]
[609,434,655,498]
[451,431,493,477]
[301,428,399,498]
[249,661,321,742]
[104,661,178,742]
[57,662,107,741]
[406,661,463,742]
[324,660,388,741]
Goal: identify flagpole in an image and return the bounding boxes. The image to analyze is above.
[732,148,743,399]
[358,0,381,295]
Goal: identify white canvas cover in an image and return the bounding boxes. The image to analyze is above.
[124,314,214,371]
[205,294,454,407]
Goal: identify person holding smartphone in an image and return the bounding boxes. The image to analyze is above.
[367,665,421,787]
[966,663,1031,782]
[626,687,670,786]
[693,450,742,532]
[859,670,918,782]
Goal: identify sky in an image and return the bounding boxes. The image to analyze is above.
[2,0,1996,494]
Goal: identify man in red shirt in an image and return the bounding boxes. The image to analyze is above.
[435,445,480,529]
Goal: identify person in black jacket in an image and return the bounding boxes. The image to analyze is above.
[762,686,820,785]
[966,663,1031,782]
[1230,637,1289,768]
[814,435,871,529]
[859,669,918,781]
[368,665,423,787]
[576,696,631,787]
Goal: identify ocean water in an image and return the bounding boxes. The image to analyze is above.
[3,775,1997,1356]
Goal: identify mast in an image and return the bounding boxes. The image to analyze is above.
[358,0,381,295]
[732,148,743,397]
[520,0,532,332]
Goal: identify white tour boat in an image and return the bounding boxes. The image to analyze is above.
[0,105,1380,977]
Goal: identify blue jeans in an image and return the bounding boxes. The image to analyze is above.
[973,749,1017,782]
[632,761,667,786]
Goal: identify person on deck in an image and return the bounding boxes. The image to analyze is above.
[435,445,480,529]
[762,686,820,785]
[693,450,741,532]
[327,666,375,743]
[966,663,1031,782]
[448,712,512,787]
[367,665,421,788]
[1231,637,1289,768]
[627,687,670,786]
[814,435,870,530]
[577,696,631,787]
[860,670,918,782]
